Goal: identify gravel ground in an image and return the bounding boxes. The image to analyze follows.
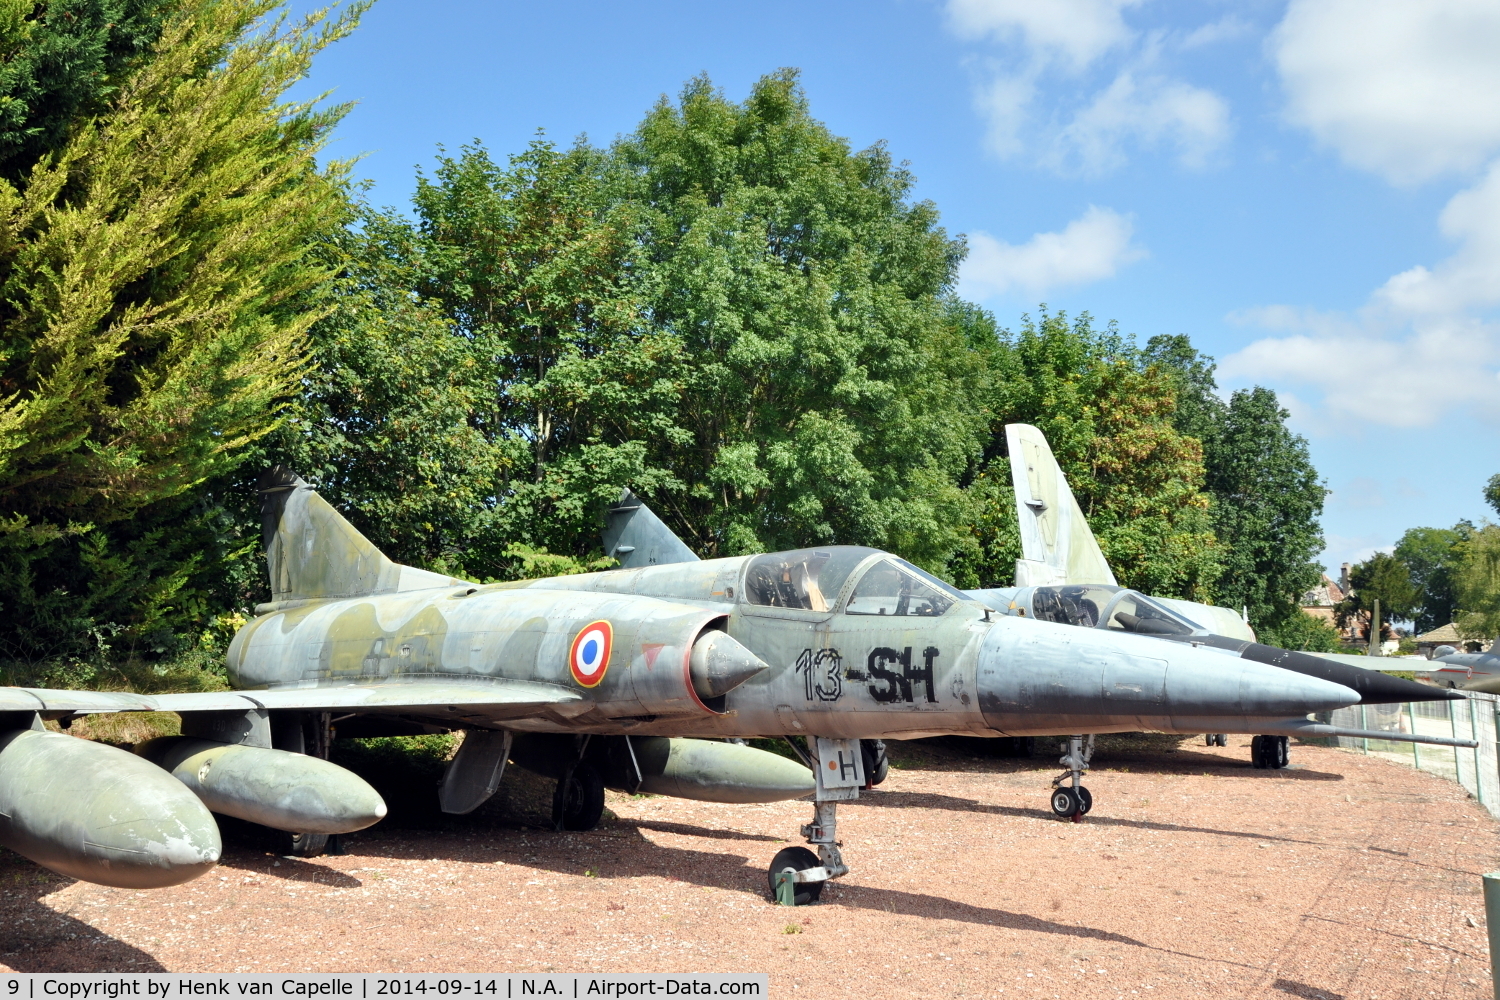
[3,737,1498,1000]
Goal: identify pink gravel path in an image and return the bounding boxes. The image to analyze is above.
[2,739,1496,1000]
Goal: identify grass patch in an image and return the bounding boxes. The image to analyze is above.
[46,711,180,747]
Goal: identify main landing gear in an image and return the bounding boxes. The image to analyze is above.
[1250,734,1289,769]
[1204,733,1228,747]
[1050,735,1094,821]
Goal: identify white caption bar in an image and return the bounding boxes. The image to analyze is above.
[1,976,768,1000]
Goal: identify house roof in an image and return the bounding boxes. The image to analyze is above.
[1302,574,1345,607]
[1416,623,1463,643]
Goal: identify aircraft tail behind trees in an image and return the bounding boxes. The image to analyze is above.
[1003,425,1254,641]
[1005,424,1117,588]
[601,489,701,569]
[258,466,467,605]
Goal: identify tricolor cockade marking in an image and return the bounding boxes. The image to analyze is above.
[569,620,613,687]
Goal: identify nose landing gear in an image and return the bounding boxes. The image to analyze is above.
[769,737,860,905]
[1050,734,1094,821]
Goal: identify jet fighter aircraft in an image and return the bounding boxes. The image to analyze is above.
[1428,645,1500,691]
[0,467,1477,902]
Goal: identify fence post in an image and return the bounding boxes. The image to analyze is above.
[1484,871,1500,1000]
[1361,702,1369,754]
[1408,702,1420,770]
[1473,697,1485,807]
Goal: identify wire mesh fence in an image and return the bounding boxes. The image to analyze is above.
[1312,690,1500,817]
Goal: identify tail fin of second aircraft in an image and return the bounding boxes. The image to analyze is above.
[601,489,700,569]
[1004,424,1117,588]
[258,466,467,604]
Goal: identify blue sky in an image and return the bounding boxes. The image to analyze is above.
[294,0,1500,575]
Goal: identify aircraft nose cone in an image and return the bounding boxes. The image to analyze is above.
[976,618,1359,733]
[1165,655,1357,718]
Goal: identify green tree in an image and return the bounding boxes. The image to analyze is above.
[955,311,1220,597]
[613,71,988,570]
[344,73,989,577]
[0,0,363,668]
[1455,524,1500,645]
[1393,523,1470,633]
[1484,473,1500,518]
[1336,552,1419,644]
[0,0,172,181]
[1143,335,1326,644]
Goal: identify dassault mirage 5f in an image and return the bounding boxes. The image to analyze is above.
[0,467,1477,902]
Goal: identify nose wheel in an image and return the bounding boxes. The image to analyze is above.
[1050,734,1095,821]
[1050,785,1093,820]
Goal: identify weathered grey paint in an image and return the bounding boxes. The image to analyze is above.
[629,738,815,803]
[135,737,387,834]
[0,728,220,888]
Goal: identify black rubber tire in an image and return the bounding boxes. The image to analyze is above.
[1215,733,1229,747]
[276,831,329,858]
[1251,735,1289,769]
[767,846,823,905]
[861,739,889,787]
[1050,787,1079,818]
[555,763,606,831]
[1076,786,1093,815]
[1204,734,1216,747]
[1251,735,1268,768]
[1271,735,1289,768]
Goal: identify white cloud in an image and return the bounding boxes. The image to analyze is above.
[948,0,1231,175]
[1223,162,1500,428]
[1375,161,1500,315]
[959,206,1146,299]
[973,71,1037,158]
[1221,311,1500,429]
[1272,0,1500,185]
[1048,71,1230,174]
[1180,16,1251,50]
[946,0,1138,71]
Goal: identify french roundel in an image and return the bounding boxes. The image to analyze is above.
[569,620,613,687]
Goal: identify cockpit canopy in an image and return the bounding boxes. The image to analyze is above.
[742,546,969,616]
[1028,584,1199,635]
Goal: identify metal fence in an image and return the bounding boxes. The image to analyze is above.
[1314,691,1500,817]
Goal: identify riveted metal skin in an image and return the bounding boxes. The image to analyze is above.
[0,728,221,888]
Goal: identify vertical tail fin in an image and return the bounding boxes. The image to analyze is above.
[257,467,467,604]
[1004,424,1117,587]
[600,489,700,569]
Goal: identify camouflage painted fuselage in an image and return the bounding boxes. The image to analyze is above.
[227,549,1357,742]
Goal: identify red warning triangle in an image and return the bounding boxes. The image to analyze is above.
[641,643,665,669]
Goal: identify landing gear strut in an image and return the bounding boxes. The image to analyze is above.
[1050,734,1094,821]
[768,737,860,905]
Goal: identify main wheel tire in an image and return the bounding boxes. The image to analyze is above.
[1250,735,1268,768]
[1205,734,1216,746]
[276,831,329,858]
[555,763,606,831]
[767,846,823,905]
[1215,733,1229,747]
[1050,787,1079,818]
[1076,786,1093,815]
[1271,735,1289,768]
[861,739,889,787]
